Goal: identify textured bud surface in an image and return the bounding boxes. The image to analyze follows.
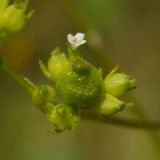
[56,68,103,108]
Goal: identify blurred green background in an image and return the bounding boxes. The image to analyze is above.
[1,0,160,159]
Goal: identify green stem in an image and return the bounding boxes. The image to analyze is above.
[0,57,36,95]
[100,115,160,130]
[82,112,160,130]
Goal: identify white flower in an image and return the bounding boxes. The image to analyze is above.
[67,32,87,49]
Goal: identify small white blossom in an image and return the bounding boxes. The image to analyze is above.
[67,32,87,49]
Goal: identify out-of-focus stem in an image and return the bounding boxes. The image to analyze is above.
[0,57,36,95]
[101,115,160,130]
[82,112,160,130]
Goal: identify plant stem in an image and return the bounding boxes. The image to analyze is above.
[100,115,160,130]
[82,112,160,130]
[0,57,36,95]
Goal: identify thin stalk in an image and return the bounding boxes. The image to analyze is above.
[101,115,160,130]
[0,57,36,95]
[82,112,160,130]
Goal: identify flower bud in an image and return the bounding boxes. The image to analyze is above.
[98,94,125,115]
[43,103,80,133]
[56,66,103,108]
[47,48,72,81]
[104,67,135,97]
[0,0,33,38]
[32,85,56,107]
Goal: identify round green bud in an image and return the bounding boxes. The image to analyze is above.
[48,48,72,81]
[3,5,25,32]
[32,85,56,107]
[104,72,135,97]
[56,66,103,108]
[98,94,125,115]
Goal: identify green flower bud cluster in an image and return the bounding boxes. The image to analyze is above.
[0,0,33,39]
[36,33,135,132]
[40,47,103,109]
[0,31,135,132]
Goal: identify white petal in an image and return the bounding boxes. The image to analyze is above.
[67,34,74,43]
[75,33,85,41]
[79,40,86,45]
